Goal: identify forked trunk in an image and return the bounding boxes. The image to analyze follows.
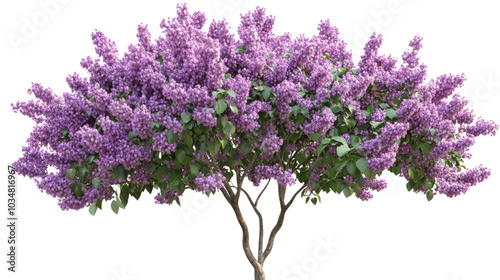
[254,266,265,280]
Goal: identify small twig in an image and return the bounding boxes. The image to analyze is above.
[255,179,271,207]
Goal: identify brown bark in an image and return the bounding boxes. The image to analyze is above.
[211,150,311,279]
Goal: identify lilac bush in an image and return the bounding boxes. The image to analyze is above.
[12,4,497,279]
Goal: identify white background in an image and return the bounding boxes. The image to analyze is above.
[1,0,500,280]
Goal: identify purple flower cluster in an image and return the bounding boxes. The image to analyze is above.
[301,108,337,135]
[260,134,283,157]
[436,165,491,198]
[363,123,409,173]
[154,189,180,205]
[192,107,217,127]
[249,164,296,187]
[193,172,225,193]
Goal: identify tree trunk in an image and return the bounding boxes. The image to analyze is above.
[254,265,265,280]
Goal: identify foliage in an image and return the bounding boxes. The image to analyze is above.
[12,4,497,216]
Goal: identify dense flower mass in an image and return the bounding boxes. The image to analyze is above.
[12,4,497,212]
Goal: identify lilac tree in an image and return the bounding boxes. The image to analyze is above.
[12,4,497,279]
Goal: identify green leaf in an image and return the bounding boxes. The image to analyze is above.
[74,185,83,197]
[229,103,239,114]
[226,90,236,98]
[424,180,433,190]
[223,123,232,135]
[89,204,97,216]
[168,170,182,190]
[351,183,360,194]
[262,88,271,100]
[370,121,385,129]
[149,121,160,129]
[294,115,306,126]
[190,163,201,176]
[236,45,246,53]
[311,197,317,205]
[311,132,322,142]
[408,167,415,180]
[115,197,125,209]
[128,131,138,141]
[86,110,92,116]
[361,110,370,117]
[239,137,252,154]
[332,136,348,146]
[327,161,347,179]
[92,177,101,188]
[379,103,388,109]
[208,139,221,155]
[412,142,421,152]
[391,165,401,175]
[317,138,331,155]
[331,180,343,193]
[175,149,186,164]
[343,186,353,198]
[406,181,414,191]
[120,185,130,207]
[148,162,158,175]
[111,200,119,214]
[345,118,357,128]
[367,104,375,114]
[364,169,375,180]
[70,183,83,197]
[181,112,192,124]
[356,159,368,173]
[350,135,361,146]
[166,130,177,144]
[420,143,432,155]
[331,104,342,113]
[221,116,229,127]
[426,190,434,201]
[88,154,96,163]
[61,128,69,136]
[326,167,336,178]
[339,67,350,75]
[214,100,227,115]
[386,109,397,119]
[212,91,221,98]
[113,164,126,180]
[79,167,88,178]
[336,145,351,158]
[223,121,236,135]
[156,165,167,181]
[346,161,356,175]
[66,168,76,180]
[183,131,193,148]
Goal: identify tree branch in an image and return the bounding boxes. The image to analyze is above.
[219,184,232,204]
[262,183,287,262]
[208,154,262,273]
[228,197,261,271]
[285,182,309,210]
[231,185,265,263]
[238,153,258,197]
[207,153,236,199]
[255,179,271,207]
